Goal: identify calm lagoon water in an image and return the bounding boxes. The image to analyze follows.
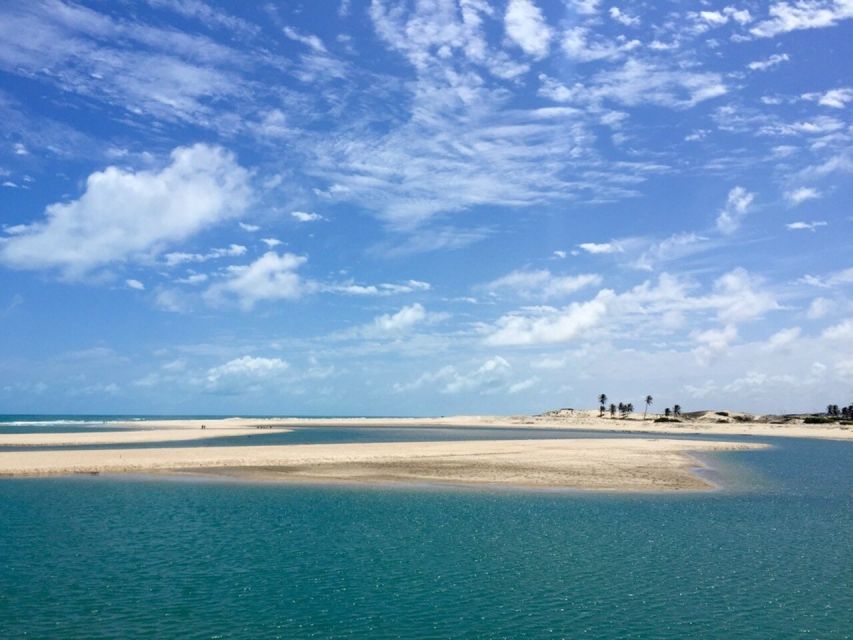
[1,424,851,638]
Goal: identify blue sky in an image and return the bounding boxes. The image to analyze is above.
[0,0,851,415]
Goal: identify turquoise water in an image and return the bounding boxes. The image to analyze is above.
[1,433,852,638]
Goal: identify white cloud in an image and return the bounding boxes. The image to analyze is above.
[633,233,707,271]
[282,26,327,53]
[544,60,727,109]
[552,250,567,259]
[484,269,602,300]
[764,326,801,350]
[164,244,247,266]
[751,1,853,38]
[239,222,260,232]
[578,242,622,254]
[396,356,513,395]
[716,186,755,234]
[126,278,145,290]
[807,296,832,319]
[505,0,553,59]
[801,87,853,108]
[368,303,440,335]
[748,53,790,71]
[206,355,289,386]
[710,268,779,323]
[822,318,853,342]
[561,27,640,62]
[0,145,251,278]
[481,268,777,347]
[484,297,608,346]
[175,273,208,285]
[291,211,323,222]
[785,186,821,205]
[13,142,28,155]
[569,0,601,14]
[327,280,431,297]
[760,116,845,136]
[786,220,827,231]
[799,267,853,288]
[261,238,283,248]
[608,7,639,26]
[508,377,539,394]
[204,251,306,309]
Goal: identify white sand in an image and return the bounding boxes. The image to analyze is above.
[0,427,290,447]
[0,438,765,491]
[101,413,850,441]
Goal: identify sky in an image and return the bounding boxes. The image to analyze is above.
[0,0,851,416]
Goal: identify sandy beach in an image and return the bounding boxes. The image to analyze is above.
[96,412,853,441]
[0,437,765,491]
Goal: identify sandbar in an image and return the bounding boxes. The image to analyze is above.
[0,427,290,447]
[0,438,766,491]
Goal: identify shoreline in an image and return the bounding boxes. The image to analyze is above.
[0,437,767,491]
[88,414,853,441]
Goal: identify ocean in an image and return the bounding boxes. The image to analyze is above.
[1,419,851,638]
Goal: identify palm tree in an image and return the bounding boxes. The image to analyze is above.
[673,404,681,418]
[643,395,653,419]
[664,407,672,418]
[598,394,608,417]
[609,403,616,418]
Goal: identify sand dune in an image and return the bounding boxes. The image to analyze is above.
[0,438,765,491]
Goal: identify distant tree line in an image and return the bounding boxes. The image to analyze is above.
[826,404,853,419]
[598,394,681,419]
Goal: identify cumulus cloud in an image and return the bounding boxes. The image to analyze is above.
[0,145,251,278]
[716,186,755,234]
[750,1,853,38]
[204,251,306,309]
[801,87,853,108]
[505,0,553,58]
[484,297,608,346]
[484,269,601,300]
[481,268,777,347]
[126,279,145,290]
[291,211,324,222]
[368,303,438,335]
[205,355,289,389]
